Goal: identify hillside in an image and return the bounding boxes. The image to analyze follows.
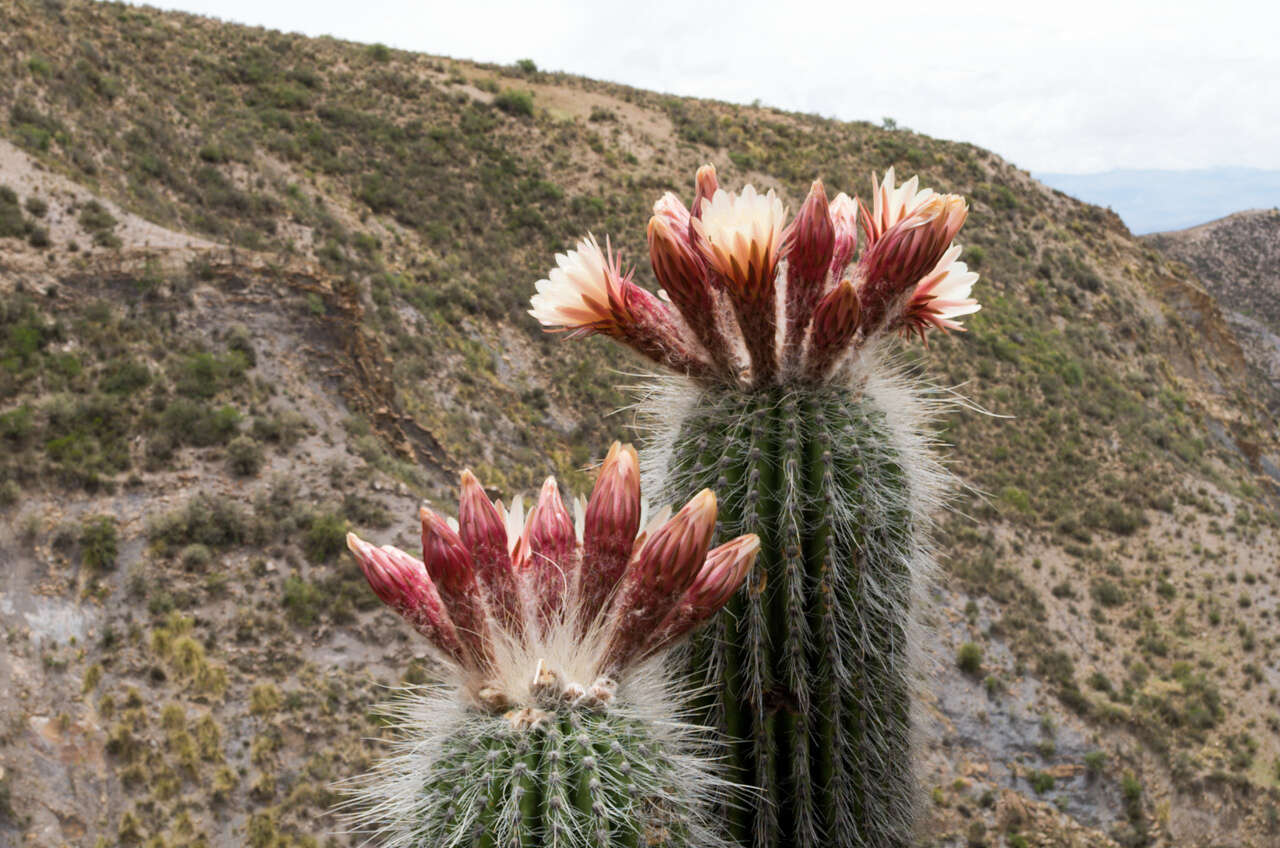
[1,2,1278,847]
[1145,209,1280,417]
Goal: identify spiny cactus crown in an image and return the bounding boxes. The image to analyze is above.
[343,444,756,848]
[346,441,760,716]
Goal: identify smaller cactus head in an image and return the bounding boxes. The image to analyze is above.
[530,165,981,387]
[347,442,758,715]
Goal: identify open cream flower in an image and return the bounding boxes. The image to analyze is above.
[901,245,981,336]
[529,234,710,375]
[857,192,969,333]
[529,234,622,336]
[692,185,787,305]
[861,166,936,247]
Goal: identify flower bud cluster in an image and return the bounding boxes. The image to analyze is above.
[530,166,980,385]
[348,442,759,708]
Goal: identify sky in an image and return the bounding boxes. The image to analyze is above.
[131,0,1280,176]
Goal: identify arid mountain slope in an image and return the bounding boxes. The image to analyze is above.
[0,3,1278,847]
[1146,209,1280,413]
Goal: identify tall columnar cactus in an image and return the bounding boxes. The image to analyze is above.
[531,167,980,847]
[343,443,760,847]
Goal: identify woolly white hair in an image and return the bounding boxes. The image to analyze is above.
[334,614,740,848]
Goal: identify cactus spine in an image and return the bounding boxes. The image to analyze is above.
[342,443,761,847]
[531,166,978,847]
[648,363,943,847]
[352,667,717,848]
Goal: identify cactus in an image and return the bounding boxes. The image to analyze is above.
[530,167,978,847]
[342,443,761,847]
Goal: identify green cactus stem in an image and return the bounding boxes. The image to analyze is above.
[400,694,696,848]
[655,378,936,847]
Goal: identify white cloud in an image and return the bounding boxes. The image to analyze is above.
[132,0,1280,173]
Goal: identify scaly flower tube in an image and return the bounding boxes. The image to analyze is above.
[530,165,980,387]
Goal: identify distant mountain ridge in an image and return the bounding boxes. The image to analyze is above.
[1145,208,1280,412]
[1035,167,1280,234]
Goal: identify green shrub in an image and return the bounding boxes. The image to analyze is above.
[78,200,118,244]
[250,410,307,447]
[26,55,52,77]
[226,435,264,477]
[1087,501,1142,535]
[225,325,256,366]
[1090,578,1126,608]
[148,494,252,551]
[159,400,240,447]
[1027,770,1054,794]
[282,576,323,625]
[303,512,347,563]
[493,89,534,117]
[342,492,390,528]
[956,642,983,676]
[1084,750,1107,774]
[999,486,1031,513]
[173,351,250,399]
[24,196,48,218]
[42,393,132,486]
[179,544,213,571]
[80,515,120,571]
[0,405,35,443]
[0,479,19,508]
[99,358,151,394]
[0,187,28,239]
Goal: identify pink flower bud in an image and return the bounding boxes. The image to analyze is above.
[421,507,492,668]
[524,476,577,628]
[804,279,861,381]
[459,469,526,636]
[783,180,835,359]
[828,192,859,278]
[690,164,719,224]
[687,534,760,612]
[648,198,729,364]
[633,533,759,661]
[605,489,718,668]
[784,180,835,287]
[347,533,468,664]
[580,442,642,625]
[633,489,718,596]
[653,190,692,232]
